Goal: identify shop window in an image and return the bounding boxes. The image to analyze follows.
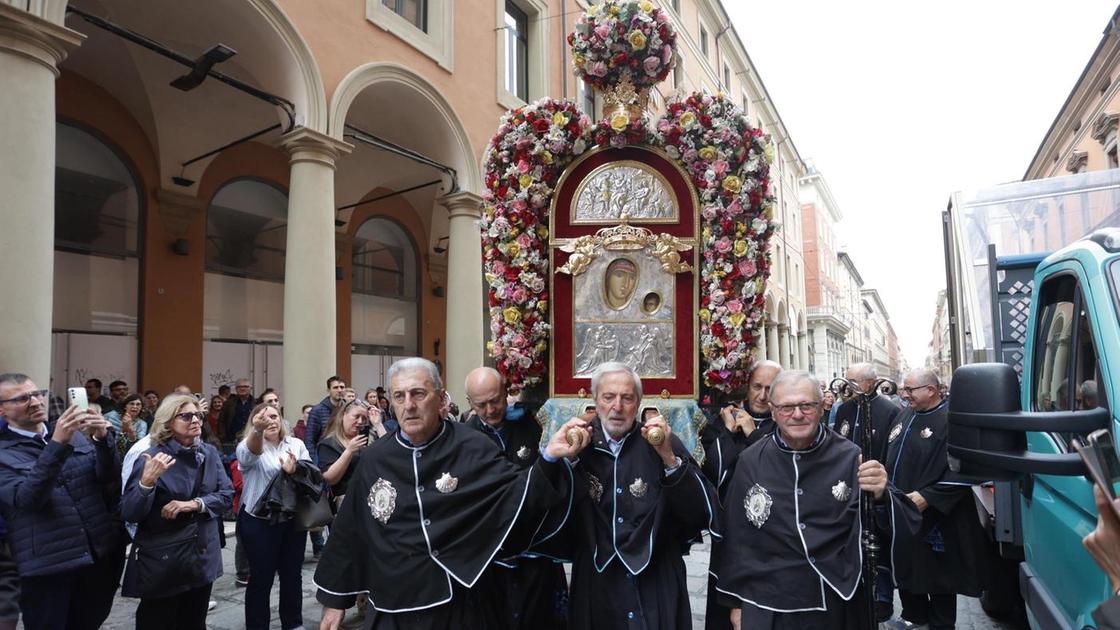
[53,123,141,335]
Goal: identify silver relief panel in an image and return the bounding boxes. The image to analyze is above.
[572,161,678,224]
[573,250,675,378]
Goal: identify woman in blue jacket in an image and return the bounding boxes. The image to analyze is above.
[122,394,233,630]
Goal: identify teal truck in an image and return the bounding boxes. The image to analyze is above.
[941,169,1120,628]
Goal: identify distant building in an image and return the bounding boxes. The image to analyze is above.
[925,289,952,386]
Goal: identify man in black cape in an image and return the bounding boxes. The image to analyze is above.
[885,369,989,629]
[830,361,902,619]
[700,359,781,630]
[715,370,920,629]
[563,361,719,629]
[314,358,583,629]
[462,366,568,629]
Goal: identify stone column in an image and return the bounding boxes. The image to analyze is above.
[0,5,83,384]
[798,332,810,372]
[440,192,485,406]
[766,323,780,364]
[278,128,351,413]
[778,324,790,368]
[754,322,767,360]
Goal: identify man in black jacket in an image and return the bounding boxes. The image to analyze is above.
[0,373,123,629]
[463,367,567,629]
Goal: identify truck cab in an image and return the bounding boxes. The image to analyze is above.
[948,230,1120,629]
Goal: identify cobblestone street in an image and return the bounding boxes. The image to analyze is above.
[81,527,1028,629]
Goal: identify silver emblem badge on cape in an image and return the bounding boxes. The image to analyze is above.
[838,421,850,438]
[588,473,604,503]
[368,478,397,525]
[629,477,648,498]
[517,445,532,460]
[888,423,903,443]
[744,483,772,528]
[436,472,459,494]
[920,427,933,439]
[831,480,852,502]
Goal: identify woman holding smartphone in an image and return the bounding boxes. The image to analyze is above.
[317,400,379,500]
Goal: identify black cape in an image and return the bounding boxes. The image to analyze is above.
[714,427,919,629]
[566,420,720,629]
[465,413,569,629]
[884,399,989,596]
[831,394,900,464]
[699,408,773,630]
[314,420,571,629]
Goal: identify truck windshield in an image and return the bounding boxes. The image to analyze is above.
[946,170,1120,364]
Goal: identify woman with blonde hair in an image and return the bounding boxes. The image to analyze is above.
[236,402,315,630]
[318,400,382,499]
[120,394,233,629]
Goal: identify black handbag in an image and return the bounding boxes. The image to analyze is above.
[294,489,333,532]
[121,460,207,598]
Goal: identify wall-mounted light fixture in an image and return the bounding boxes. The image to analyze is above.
[433,236,450,254]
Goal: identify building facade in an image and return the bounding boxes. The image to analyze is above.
[800,166,849,381]
[925,289,952,386]
[0,0,810,411]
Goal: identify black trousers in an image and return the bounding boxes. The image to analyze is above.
[239,510,306,630]
[136,582,213,630]
[19,545,125,630]
[899,588,956,629]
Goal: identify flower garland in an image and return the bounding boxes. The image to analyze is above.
[568,0,677,91]
[481,98,591,390]
[655,93,776,391]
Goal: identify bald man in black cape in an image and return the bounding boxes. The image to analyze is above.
[884,369,989,629]
[715,370,919,629]
[700,360,781,630]
[463,366,568,629]
[314,358,583,630]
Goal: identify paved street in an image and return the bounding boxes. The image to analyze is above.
[76,526,1030,629]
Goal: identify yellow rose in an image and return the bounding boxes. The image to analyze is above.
[733,240,748,257]
[573,53,585,68]
[698,146,718,161]
[763,141,775,164]
[639,0,654,12]
[537,300,548,312]
[609,4,619,15]
[518,173,533,189]
[485,272,497,284]
[509,226,519,236]
[503,307,521,324]
[486,340,495,353]
[507,243,520,257]
[610,113,630,132]
[552,111,569,126]
[536,225,549,238]
[541,150,554,165]
[535,340,548,353]
[729,312,746,329]
[588,3,601,15]
[679,111,696,127]
[699,308,710,322]
[627,30,647,50]
[702,226,712,241]
[722,175,742,194]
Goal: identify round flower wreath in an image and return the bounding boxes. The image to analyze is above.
[568,0,677,91]
[482,94,774,392]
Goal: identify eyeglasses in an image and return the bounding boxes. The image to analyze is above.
[0,390,49,405]
[771,402,821,416]
[898,385,934,396]
[174,411,205,423]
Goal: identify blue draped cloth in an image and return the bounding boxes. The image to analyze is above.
[536,397,707,464]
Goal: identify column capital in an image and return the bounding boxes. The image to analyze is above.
[438,191,484,219]
[0,4,83,75]
[279,127,352,168]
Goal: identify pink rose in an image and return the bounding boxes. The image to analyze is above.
[512,286,529,303]
[726,299,743,314]
[594,24,612,40]
[657,118,672,133]
[712,159,729,177]
[700,205,718,221]
[662,44,672,64]
[714,237,732,254]
[738,259,757,276]
[511,333,527,348]
[726,199,743,216]
[643,56,660,75]
[516,233,532,249]
[589,61,608,77]
[517,159,531,173]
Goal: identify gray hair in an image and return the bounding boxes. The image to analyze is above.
[748,359,782,382]
[847,362,876,382]
[0,373,31,387]
[388,357,444,391]
[904,368,941,389]
[590,362,642,402]
[464,367,503,394]
[769,370,822,403]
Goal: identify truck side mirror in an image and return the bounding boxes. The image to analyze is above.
[947,363,1108,479]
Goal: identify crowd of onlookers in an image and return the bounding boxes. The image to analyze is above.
[0,373,405,630]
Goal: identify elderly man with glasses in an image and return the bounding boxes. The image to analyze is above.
[715,370,919,630]
[0,372,124,629]
[882,369,989,630]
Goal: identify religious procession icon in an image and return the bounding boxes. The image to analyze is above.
[368,478,396,525]
[480,0,776,462]
[744,483,772,528]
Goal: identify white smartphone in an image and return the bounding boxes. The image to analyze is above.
[67,387,89,411]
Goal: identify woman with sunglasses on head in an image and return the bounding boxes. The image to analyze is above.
[236,403,315,630]
[318,401,382,501]
[120,395,233,630]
